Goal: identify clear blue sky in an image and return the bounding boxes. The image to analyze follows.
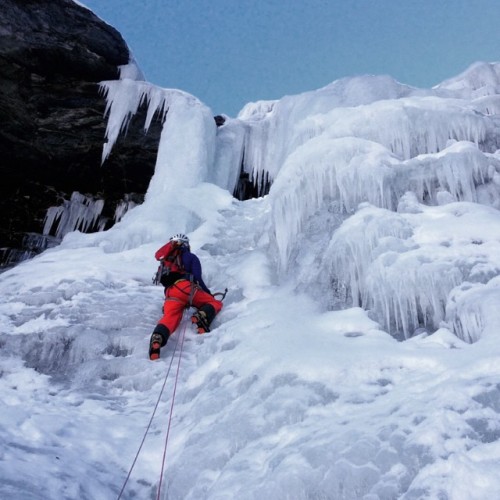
[82,0,500,117]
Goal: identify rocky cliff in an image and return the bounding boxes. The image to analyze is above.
[0,0,162,266]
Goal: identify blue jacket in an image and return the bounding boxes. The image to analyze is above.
[180,247,211,294]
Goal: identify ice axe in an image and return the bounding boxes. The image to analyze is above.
[212,288,228,301]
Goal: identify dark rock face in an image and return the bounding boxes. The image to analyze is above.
[0,0,161,265]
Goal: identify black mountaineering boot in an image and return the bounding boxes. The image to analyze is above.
[191,304,216,334]
[149,325,169,360]
[149,334,162,360]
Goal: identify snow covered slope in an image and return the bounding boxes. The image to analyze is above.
[1,62,500,499]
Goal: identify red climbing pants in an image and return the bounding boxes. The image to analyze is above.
[157,279,222,334]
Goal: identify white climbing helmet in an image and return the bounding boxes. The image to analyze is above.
[169,233,189,246]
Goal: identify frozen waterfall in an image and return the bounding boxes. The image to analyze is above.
[94,61,500,342]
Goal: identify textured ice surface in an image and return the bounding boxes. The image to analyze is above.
[2,62,500,498]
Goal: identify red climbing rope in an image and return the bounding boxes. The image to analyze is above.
[117,328,183,500]
[156,320,188,500]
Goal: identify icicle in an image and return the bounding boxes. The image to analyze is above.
[323,205,414,311]
[42,192,105,239]
[446,277,500,343]
[321,199,500,339]
[212,119,246,193]
[99,79,200,164]
[471,95,500,116]
[118,59,145,81]
[270,134,500,273]
[114,195,138,223]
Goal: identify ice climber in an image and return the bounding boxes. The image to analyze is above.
[149,233,223,360]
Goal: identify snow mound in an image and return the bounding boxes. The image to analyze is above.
[435,61,500,97]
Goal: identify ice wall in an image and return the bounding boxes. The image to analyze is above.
[323,200,500,340]
[231,68,500,199]
[41,69,235,254]
[212,119,246,193]
[233,75,427,194]
[258,62,500,342]
[271,138,500,269]
[92,60,500,341]
[58,77,222,253]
